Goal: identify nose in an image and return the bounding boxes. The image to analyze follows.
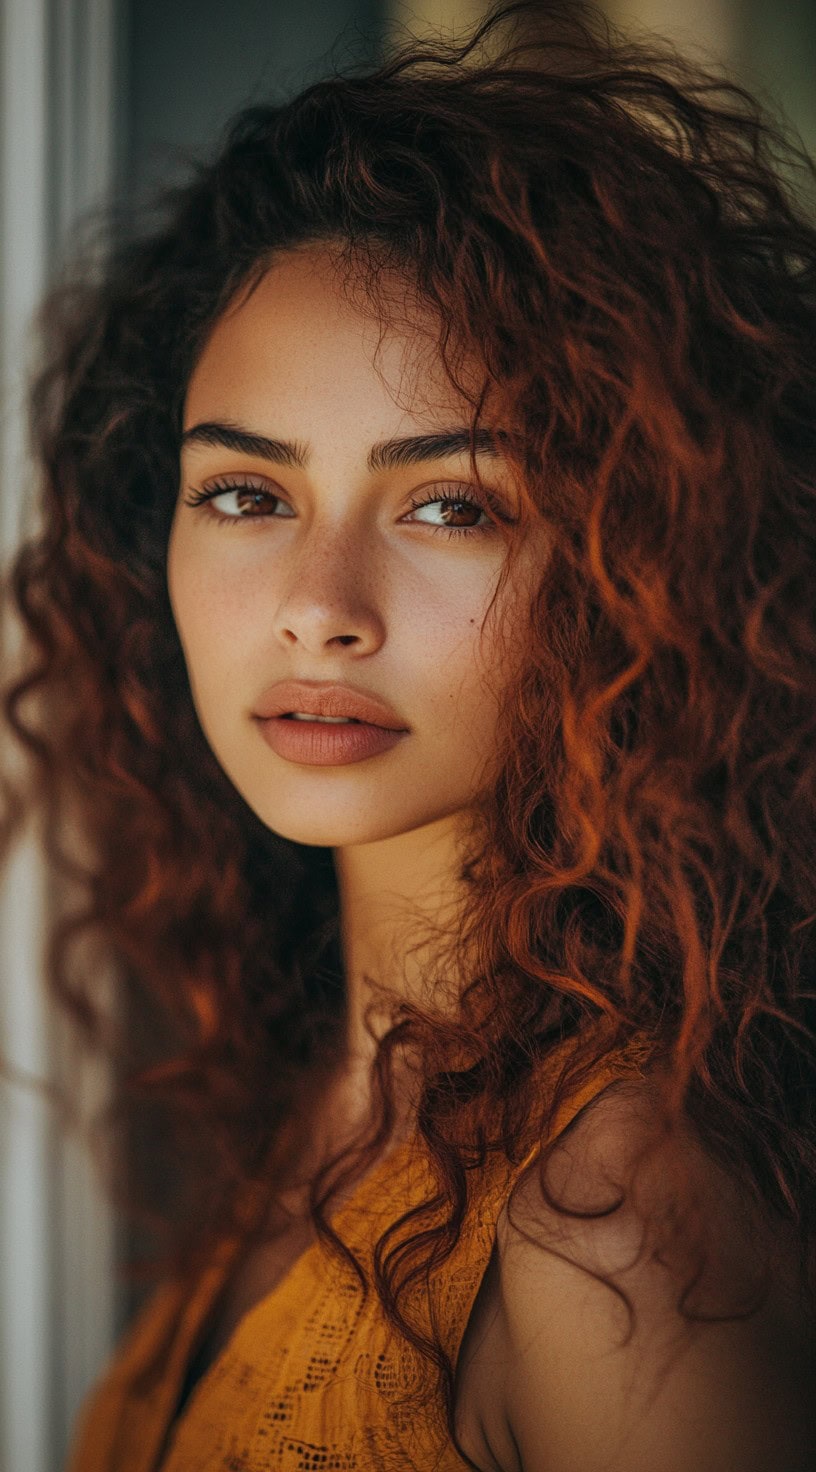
[271,522,386,655]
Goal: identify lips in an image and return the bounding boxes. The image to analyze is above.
[253,680,408,731]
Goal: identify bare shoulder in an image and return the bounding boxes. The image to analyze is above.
[455,1076,816,1472]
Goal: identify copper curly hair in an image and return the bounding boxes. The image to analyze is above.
[2,0,815,1447]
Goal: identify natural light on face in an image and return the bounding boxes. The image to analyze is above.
[166,242,549,849]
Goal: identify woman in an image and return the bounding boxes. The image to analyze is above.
[2,1,814,1467]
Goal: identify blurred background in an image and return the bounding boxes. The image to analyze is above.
[0,0,813,1468]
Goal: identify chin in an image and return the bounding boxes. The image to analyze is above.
[249,797,446,850]
[246,802,405,849]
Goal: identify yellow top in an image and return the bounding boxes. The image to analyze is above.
[67,1037,653,1472]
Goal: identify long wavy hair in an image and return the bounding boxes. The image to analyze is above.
[2,0,816,1448]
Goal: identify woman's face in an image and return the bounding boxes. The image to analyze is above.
[167,243,547,847]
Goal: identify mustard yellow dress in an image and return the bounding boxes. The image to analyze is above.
[67,1038,653,1472]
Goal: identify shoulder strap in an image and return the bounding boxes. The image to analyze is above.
[516,1029,657,1176]
[430,1032,657,1376]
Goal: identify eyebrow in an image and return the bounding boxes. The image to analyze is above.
[180,420,510,473]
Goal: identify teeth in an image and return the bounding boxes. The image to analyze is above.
[287,712,358,723]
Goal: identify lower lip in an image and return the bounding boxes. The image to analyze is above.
[255,716,408,765]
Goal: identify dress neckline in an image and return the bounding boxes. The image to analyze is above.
[151,1128,421,1472]
[124,1032,655,1472]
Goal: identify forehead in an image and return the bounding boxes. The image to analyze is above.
[184,245,479,429]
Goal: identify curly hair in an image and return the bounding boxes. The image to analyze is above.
[2,0,816,1448]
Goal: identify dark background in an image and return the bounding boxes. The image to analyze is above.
[118,0,815,211]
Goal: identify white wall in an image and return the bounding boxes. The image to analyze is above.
[0,3,119,1468]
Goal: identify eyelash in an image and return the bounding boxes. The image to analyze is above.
[182,478,500,539]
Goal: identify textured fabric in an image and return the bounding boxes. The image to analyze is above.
[67,1037,654,1472]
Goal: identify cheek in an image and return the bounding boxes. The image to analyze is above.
[449,562,538,736]
[168,526,253,658]
[166,519,194,651]
[414,593,505,748]
[166,535,242,726]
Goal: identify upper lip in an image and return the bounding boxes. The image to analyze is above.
[253,681,409,730]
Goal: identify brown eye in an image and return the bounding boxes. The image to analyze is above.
[404,488,494,537]
[183,479,293,524]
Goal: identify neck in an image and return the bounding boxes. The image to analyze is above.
[276,814,471,1204]
[333,811,469,1066]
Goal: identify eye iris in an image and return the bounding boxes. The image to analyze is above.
[440,499,479,526]
[235,489,270,512]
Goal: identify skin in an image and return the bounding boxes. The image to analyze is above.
[167,240,548,1102]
